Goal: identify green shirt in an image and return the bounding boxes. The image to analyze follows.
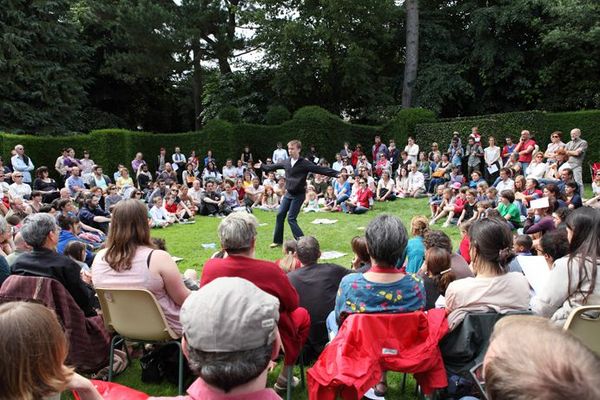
[498,202,521,227]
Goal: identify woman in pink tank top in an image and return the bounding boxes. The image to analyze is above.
[92,200,190,335]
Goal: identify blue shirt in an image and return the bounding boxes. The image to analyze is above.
[334,180,351,196]
[334,272,425,324]
[65,176,86,196]
[57,230,94,266]
[405,236,425,274]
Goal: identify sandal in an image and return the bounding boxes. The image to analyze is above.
[373,381,387,397]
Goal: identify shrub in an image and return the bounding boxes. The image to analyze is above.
[383,107,436,146]
[265,105,291,125]
[217,106,241,124]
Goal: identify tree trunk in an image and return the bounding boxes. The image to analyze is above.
[192,43,203,131]
[402,0,419,108]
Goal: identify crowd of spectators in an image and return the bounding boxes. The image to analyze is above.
[0,126,599,400]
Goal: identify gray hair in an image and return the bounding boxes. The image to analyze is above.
[186,343,272,393]
[217,213,258,253]
[20,213,58,248]
[296,236,320,266]
[0,216,9,235]
[365,214,408,267]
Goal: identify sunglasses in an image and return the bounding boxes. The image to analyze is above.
[551,135,559,138]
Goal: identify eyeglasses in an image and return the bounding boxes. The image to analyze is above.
[551,135,559,138]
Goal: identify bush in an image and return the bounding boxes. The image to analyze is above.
[217,106,241,123]
[265,105,291,125]
[382,108,436,145]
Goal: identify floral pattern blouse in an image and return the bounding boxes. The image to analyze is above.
[334,272,425,325]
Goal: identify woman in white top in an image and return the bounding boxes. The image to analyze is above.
[532,208,600,325]
[525,151,548,180]
[92,200,190,334]
[543,131,566,163]
[483,136,501,183]
[404,136,420,165]
[445,218,530,330]
[376,171,396,201]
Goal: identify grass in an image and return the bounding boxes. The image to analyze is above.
[111,197,461,399]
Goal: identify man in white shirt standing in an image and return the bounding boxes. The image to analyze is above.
[272,142,289,164]
[172,146,187,182]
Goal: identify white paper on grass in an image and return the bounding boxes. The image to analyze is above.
[311,218,338,225]
[172,256,183,263]
[518,256,549,294]
[259,223,268,227]
[201,243,217,249]
[320,251,346,260]
[487,164,499,174]
[529,197,549,209]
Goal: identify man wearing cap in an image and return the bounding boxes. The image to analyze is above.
[150,277,282,399]
[200,212,310,394]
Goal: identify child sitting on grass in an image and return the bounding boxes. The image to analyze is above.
[428,185,445,217]
[507,234,534,273]
[149,196,175,228]
[322,185,337,211]
[275,239,301,272]
[497,190,522,230]
[303,187,320,212]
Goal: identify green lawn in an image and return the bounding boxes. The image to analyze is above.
[113,197,461,399]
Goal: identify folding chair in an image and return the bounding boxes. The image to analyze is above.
[95,288,185,395]
[563,305,600,356]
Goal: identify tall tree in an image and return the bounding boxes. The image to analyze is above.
[0,0,90,134]
[401,0,419,108]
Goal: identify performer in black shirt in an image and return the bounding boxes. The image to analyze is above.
[256,140,339,247]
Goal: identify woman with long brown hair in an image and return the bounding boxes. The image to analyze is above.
[0,301,102,400]
[92,199,190,334]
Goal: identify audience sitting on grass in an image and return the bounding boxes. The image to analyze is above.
[0,131,599,397]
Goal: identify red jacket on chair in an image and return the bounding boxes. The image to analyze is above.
[307,309,449,399]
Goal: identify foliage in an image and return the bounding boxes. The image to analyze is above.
[0,0,90,134]
[265,105,292,125]
[217,106,242,124]
[382,108,436,145]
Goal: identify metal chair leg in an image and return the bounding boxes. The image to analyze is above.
[107,335,121,382]
[401,372,407,393]
[174,341,184,395]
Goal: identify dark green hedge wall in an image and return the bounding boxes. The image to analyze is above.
[1,107,598,181]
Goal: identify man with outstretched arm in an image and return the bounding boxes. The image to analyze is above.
[256,140,339,248]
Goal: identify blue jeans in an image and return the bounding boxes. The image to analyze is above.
[273,192,306,244]
[326,310,339,338]
[336,194,349,203]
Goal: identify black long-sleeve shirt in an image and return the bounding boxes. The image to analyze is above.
[262,158,339,196]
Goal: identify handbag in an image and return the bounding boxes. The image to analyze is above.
[431,169,445,178]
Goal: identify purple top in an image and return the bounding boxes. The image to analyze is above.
[523,216,555,235]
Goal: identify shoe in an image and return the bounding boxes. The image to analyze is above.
[442,222,450,228]
[270,243,281,249]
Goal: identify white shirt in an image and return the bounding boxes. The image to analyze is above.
[290,157,298,168]
[222,166,237,179]
[332,161,343,171]
[149,205,169,223]
[404,144,420,164]
[188,187,204,204]
[484,146,501,165]
[496,178,515,193]
[172,153,186,163]
[525,162,548,180]
[407,171,425,192]
[9,183,32,199]
[272,148,289,164]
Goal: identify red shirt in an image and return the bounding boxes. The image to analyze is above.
[355,188,373,208]
[459,235,471,264]
[518,139,536,163]
[453,196,466,214]
[164,202,177,213]
[201,255,302,363]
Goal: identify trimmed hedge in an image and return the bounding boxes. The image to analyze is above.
[2,107,599,182]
